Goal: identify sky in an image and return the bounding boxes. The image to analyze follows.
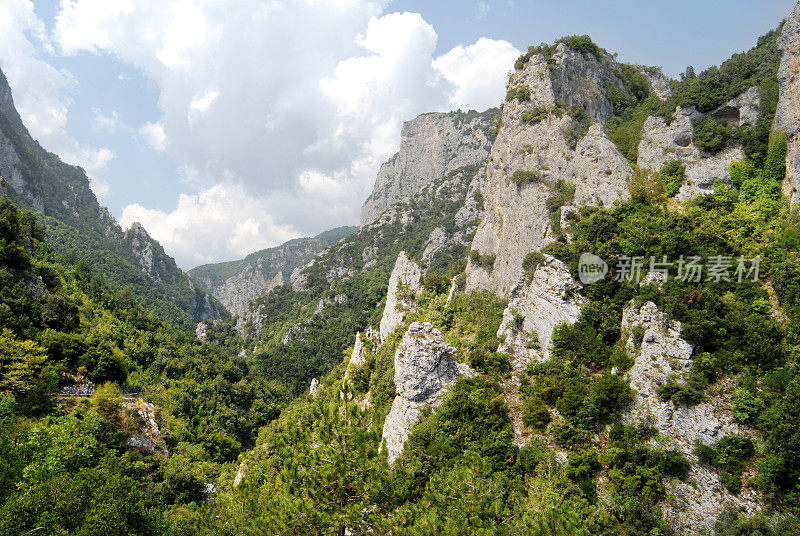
[0,0,795,269]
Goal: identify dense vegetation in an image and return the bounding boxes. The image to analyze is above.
[241,163,485,395]
[0,195,288,532]
[0,68,225,329]
[5,16,800,536]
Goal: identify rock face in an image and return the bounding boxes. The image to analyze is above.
[360,110,495,226]
[465,46,633,295]
[620,302,762,535]
[638,105,747,199]
[0,65,226,326]
[496,255,585,361]
[188,227,356,315]
[379,252,423,341]
[381,322,474,463]
[346,328,380,376]
[777,2,800,204]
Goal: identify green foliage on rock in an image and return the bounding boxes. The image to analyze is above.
[511,169,541,186]
[520,106,549,125]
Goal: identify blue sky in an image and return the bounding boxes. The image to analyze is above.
[0,0,795,268]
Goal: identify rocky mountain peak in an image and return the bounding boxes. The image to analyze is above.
[777,1,800,202]
[359,109,495,226]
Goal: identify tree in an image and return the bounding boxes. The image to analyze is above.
[0,329,47,394]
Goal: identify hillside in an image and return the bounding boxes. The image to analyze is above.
[210,6,800,536]
[188,226,356,315]
[0,67,227,328]
[4,3,800,535]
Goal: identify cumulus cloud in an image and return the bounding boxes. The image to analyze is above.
[120,183,299,266]
[433,38,519,112]
[50,0,518,266]
[0,0,115,198]
[139,121,167,152]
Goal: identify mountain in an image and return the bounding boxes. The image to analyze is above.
[6,4,800,535]
[188,226,356,315]
[220,8,800,536]
[465,34,778,294]
[0,66,227,328]
[360,108,497,225]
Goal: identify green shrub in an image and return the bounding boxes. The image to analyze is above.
[506,86,531,102]
[693,116,732,154]
[628,168,667,205]
[522,251,546,279]
[560,35,605,60]
[763,130,788,183]
[657,376,704,405]
[521,395,551,430]
[546,179,576,234]
[606,95,674,164]
[520,106,549,125]
[694,435,754,494]
[660,160,686,197]
[511,169,541,187]
[469,250,496,270]
[729,159,758,188]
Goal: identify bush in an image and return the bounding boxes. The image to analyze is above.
[560,35,604,60]
[628,168,667,205]
[522,251,546,279]
[660,160,686,197]
[506,86,531,102]
[693,116,732,154]
[694,435,754,494]
[520,106,549,125]
[546,179,576,234]
[521,395,550,430]
[469,250,496,270]
[763,130,788,183]
[511,169,541,187]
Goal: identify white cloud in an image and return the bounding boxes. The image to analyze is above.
[0,0,115,199]
[92,108,126,133]
[433,37,519,112]
[139,121,167,152]
[120,183,299,267]
[51,0,519,264]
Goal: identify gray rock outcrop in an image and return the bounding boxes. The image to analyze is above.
[465,46,633,294]
[360,110,495,226]
[620,301,762,535]
[638,106,746,199]
[381,322,475,463]
[379,252,423,341]
[777,2,800,203]
[496,255,585,361]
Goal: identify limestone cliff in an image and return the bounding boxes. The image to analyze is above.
[621,302,763,535]
[465,45,632,295]
[379,252,423,341]
[381,322,474,463]
[496,255,584,361]
[360,109,495,226]
[778,2,800,203]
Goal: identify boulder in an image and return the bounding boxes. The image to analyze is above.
[381,322,474,463]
